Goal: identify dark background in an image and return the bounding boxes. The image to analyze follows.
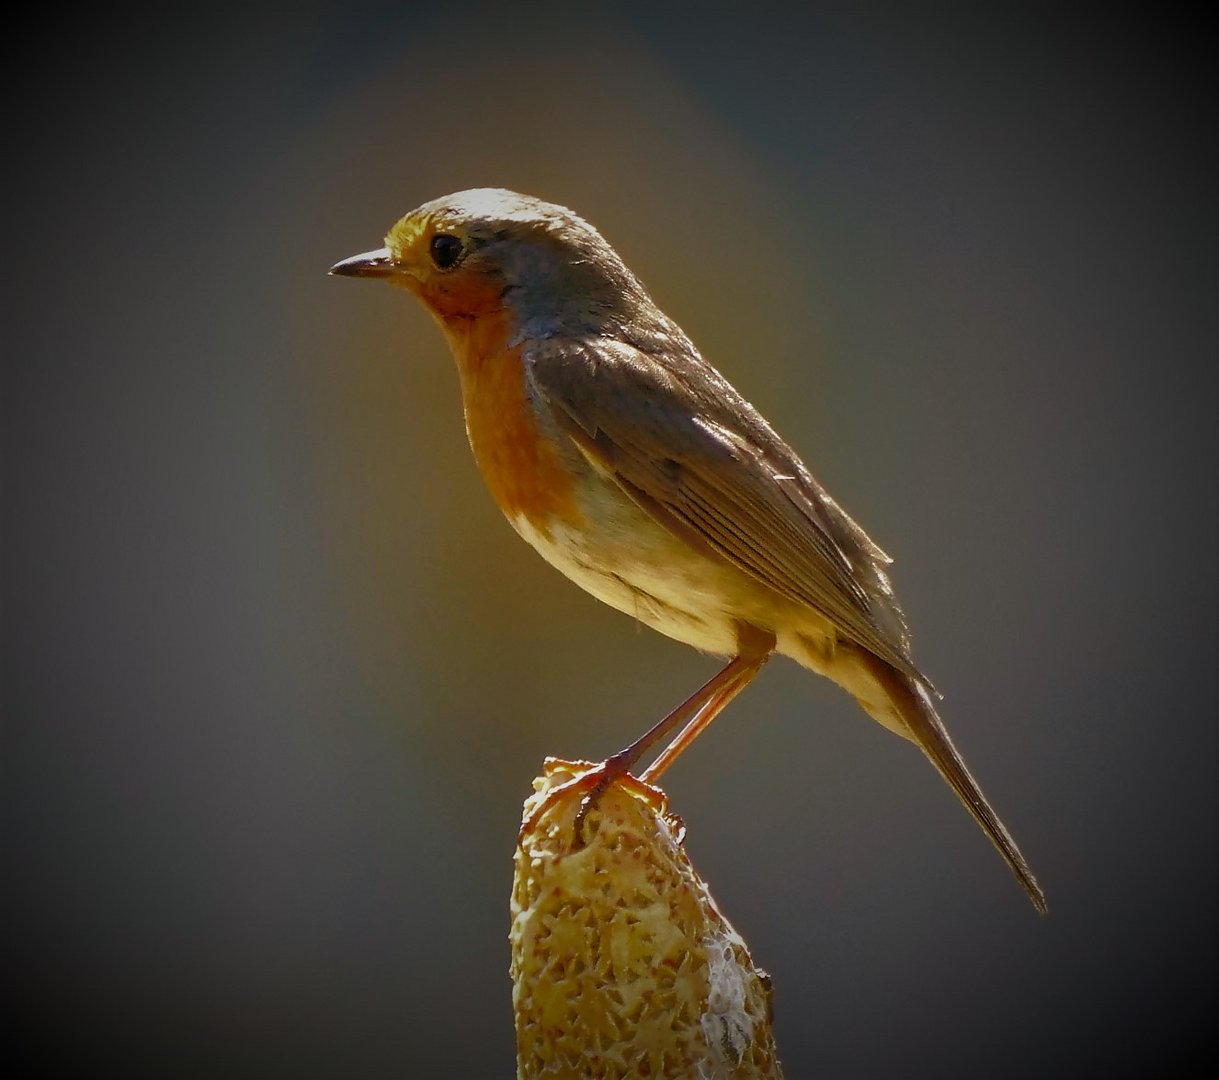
[5,5,1215,1076]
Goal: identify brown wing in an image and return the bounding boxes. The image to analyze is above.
[525,336,929,686]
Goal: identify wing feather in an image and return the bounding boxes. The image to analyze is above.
[525,336,927,685]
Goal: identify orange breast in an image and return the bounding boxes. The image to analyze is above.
[442,308,583,536]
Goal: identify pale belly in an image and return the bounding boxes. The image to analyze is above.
[508,467,832,661]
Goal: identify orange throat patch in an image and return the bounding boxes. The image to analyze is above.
[440,308,582,537]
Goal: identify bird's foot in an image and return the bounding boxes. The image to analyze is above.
[519,755,667,851]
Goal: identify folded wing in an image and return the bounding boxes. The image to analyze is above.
[525,335,929,687]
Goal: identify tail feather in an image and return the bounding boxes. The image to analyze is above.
[857,650,1047,914]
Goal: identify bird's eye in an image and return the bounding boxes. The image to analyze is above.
[429,233,464,270]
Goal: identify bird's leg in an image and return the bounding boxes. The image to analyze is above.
[568,650,774,838]
[521,654,755,844]
[521,638,773,846]
[574,624,772,828]
[608,653,764,773]
[640,652,769,784]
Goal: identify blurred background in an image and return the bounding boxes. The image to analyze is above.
[5,4,1214,1076]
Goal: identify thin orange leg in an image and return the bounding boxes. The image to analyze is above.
[520,655,754,840]
[521,645,772,843]
[602,653,765,777]
[640,652,768,783]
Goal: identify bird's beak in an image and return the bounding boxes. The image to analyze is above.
[328,247,398,279]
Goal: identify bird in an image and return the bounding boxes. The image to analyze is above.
[330,188,1045,913]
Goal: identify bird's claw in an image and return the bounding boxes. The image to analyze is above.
[518,756,667,851]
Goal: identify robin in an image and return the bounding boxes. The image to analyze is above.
[331,188,1045,913]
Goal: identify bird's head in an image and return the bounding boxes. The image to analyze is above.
[330,188,651,336]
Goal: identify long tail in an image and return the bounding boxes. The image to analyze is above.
[855,649,1047,914]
